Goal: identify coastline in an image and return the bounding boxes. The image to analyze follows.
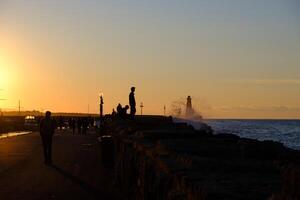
[101,115,300,199]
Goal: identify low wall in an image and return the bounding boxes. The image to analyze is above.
[0,116,25,133]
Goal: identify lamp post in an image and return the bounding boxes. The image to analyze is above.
[0,98,7,117]
[140,102,144,116]
[164,105,166,116]
[99,93,104,118]
[18,100,21,116]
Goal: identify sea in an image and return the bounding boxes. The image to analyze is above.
[205,119,300,150]
[173,118,300,150]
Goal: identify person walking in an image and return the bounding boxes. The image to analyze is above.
[77,118,82,135]
[129,87,136,118]
[71,118,76,135]
[39,111,56,165]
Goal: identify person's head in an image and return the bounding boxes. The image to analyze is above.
[131,87,135,92]
[45,111,51,118]
[124,105,129,110]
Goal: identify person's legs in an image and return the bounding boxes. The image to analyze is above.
[48,136,53,164]
[41,135,48,163]
[130,107,136,118]
[45,138,50,163]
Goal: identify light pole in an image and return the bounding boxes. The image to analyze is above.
[99,93,104,118]
[18,100,21,115]
[140,102,144,116]
[164,105,166,116]
[0,98,6,117]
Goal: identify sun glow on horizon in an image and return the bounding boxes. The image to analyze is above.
[0,55,16,107]
[0,1,299,118]
[0,62,10,89]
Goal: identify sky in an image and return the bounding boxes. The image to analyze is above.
[0,0,299,118]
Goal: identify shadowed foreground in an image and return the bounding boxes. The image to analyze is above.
[0,130,117,200]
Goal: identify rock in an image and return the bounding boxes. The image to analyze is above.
[102,116,300,200]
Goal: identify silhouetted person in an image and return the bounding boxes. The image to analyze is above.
[119,105,129,119]
[90,117,95,129]
[59,116,64,130]
[117,103,123,115]
[82,118,88,135]
[68,118,72,129]
[70,118,76,135]
[129,87,136,118]
[39,111,56,165]
[77,118,82,135]
[112,109,117,117]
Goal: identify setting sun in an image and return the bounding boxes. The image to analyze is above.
[0,54,17,109]
[0,59,12,90]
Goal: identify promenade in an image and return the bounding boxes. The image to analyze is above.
[0,117,299,200]
[0,130,118,200]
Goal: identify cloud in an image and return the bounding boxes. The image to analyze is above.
[217,105,300,112]
[231,79,300,86]
[252,79,300,85]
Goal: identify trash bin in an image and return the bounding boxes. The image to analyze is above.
[98,135,114,167]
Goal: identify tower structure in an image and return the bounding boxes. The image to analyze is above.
[140,102,144,115]
[186,96,194,117]
[99,94,104,118]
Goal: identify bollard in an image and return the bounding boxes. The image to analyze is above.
[98,135,114,168]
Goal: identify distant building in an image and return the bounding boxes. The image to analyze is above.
[185,95,202,120]
[186,96,194,117]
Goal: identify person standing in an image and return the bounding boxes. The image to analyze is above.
[71,118,76,135]
[77,118,82,135]
[59,116,63,130]
[129,87,136,118]
[39,111,56,165]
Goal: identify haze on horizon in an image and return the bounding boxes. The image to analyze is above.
[0,0,300,119]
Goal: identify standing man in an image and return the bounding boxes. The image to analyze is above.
[71,118,76,135]
[39,111,56,165]
[129,87,136,118]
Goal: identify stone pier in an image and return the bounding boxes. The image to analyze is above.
[102,116,300,200]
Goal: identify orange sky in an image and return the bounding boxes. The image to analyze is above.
[1,1,300,119]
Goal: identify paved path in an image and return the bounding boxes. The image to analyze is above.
[0,130,118,200]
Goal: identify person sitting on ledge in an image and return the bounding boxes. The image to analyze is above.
[121,105,130,119]
[111,109,117,117]
[116,104,130,119]
[117,103,122,115]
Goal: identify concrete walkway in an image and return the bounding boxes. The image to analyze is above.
[0,130,117,200]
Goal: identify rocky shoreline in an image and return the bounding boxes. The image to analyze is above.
[101,116,300,200]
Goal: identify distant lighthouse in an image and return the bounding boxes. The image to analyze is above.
[186,96,194,117]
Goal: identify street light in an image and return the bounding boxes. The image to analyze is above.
[140,102,144,116]
[0,99,6,117]
[99,93,104,118]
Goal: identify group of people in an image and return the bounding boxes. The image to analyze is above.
[39,114,95,165]
[39,86,137,165]
[112,87,136,119]
[69,117,94,135]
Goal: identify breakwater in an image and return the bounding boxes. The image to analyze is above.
[101,116,300,200]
